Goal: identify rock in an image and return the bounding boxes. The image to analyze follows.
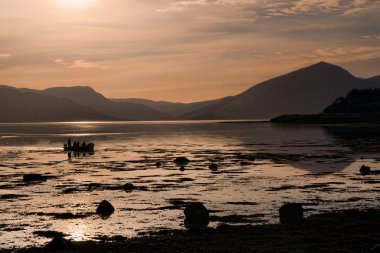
[62,188,79,194]
[370,244,380,253]
[123,183,135,192]
[155,161,162,168]
[96,200,115,218]
[360,165,371,175]
[209,163,218,170]
[45,236,71,251]
[33,231,67,238]
[174,157,190,165]
[184,202,209,229]
[23,174,47,182]
[279,203,303,224]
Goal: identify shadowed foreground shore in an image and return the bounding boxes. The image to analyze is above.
[9,209,380,253]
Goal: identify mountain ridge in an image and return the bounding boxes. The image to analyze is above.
[1,61,379,122]
[180,62,379,119]
[0,85,114,122]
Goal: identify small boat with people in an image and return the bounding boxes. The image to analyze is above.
[64,138,95,152]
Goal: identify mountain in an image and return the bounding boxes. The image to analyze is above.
[112,97,228,116]
[0,85,114,122]
[367,75,380,86]
[2,61,379,122]
[182,62,380,120]
[43,86,172,120]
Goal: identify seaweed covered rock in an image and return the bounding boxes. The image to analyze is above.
[174,157,190,165]
[96,200,115,218]
[370,244,380,253]
[184,202,209,229]
[45,236,71,251]
[209,163,218,170]
[360,165,371,175]
[123,183,135,192]
[23,174,47,182]
[279,203,303,224]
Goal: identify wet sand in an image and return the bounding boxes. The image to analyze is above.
[8,208,380,253]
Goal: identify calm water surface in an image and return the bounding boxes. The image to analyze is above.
[0,121,379,249]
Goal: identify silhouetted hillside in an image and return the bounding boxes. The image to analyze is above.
[113,97,228,116]
[324,88,380,113]
[272,88,380,124]
[43,87,172,120]
[183,62,380,119]
[0,85,114,122]
[367,75,380,86]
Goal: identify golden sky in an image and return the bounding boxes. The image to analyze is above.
[0,0,379,102]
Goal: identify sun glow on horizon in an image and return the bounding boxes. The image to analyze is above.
[53,0,96,10]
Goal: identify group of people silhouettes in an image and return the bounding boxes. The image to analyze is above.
[67,138,87,148]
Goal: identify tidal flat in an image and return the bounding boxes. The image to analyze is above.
[0,121,379,250]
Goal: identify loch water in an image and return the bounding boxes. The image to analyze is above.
[0,121,379,249]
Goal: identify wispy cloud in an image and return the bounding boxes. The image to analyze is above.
[158,0,379,17]
[0,53,11,59]
[157,0,209,12]
[313,45,380,62]
[54,59,108,69]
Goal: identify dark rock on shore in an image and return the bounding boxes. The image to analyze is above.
[174,157,190,165]
[45,236,72,251]
[155,162,162,168]
[62,188,81,194]
[360,165,371,175]
[23,174,47,182]
[96,200,115,218]
[371,244,380,253]
[184,202,209,229]
[209,163,218,170]
[122,183,135,192]
[33,231,67,238]
[279,203,303,224]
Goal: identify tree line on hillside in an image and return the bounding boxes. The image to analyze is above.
[324,88,380,113]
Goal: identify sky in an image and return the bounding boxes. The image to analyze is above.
[0,0,379,102]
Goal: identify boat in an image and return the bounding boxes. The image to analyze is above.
[64,142,95,152]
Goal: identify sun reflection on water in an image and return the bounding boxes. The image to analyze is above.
[68,223,88,242]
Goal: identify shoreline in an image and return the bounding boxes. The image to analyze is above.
[7,208,380,253]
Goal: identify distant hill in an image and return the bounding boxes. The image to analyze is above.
[0,85,113,122]
[43,87,172,120]
[113,97,229,116]
[182,62,380,120]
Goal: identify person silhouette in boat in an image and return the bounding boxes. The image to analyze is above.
[82,141,86,148]
[68,138,72,148]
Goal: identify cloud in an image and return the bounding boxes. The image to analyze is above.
[157,0,380,17]
[0,53,11,59]
[54,59,108,69]
[342,0,379,16]
[313,46,380,63]
[157,0,209,12]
